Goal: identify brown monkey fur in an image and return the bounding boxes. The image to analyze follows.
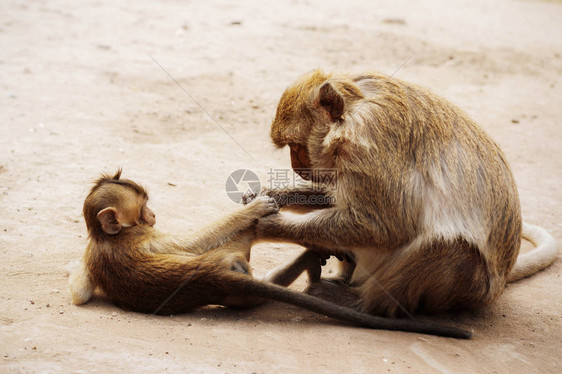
[66,170,472,338]
[253,70,558,317]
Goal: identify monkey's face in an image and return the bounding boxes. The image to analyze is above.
[289,143,312,180]
[93,187,156,235]
[130,192,156,227]
[118,192,155,228]
[140,203,156,227]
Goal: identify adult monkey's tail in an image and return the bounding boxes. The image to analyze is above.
[507,223,558,283]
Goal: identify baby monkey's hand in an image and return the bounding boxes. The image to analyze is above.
[246,195,279,218]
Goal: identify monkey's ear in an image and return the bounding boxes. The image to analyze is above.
[97,207,122,234]
[318,82,345,121]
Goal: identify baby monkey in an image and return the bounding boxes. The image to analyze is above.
[67,170,472,338]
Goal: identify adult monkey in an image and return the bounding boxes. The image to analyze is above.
[249,70,558,317]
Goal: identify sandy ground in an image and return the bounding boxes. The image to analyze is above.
[1,0,561,372]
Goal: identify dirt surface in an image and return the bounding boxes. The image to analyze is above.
[1,0,561,372]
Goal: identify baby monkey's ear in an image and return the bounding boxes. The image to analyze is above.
[97,207,122,234]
